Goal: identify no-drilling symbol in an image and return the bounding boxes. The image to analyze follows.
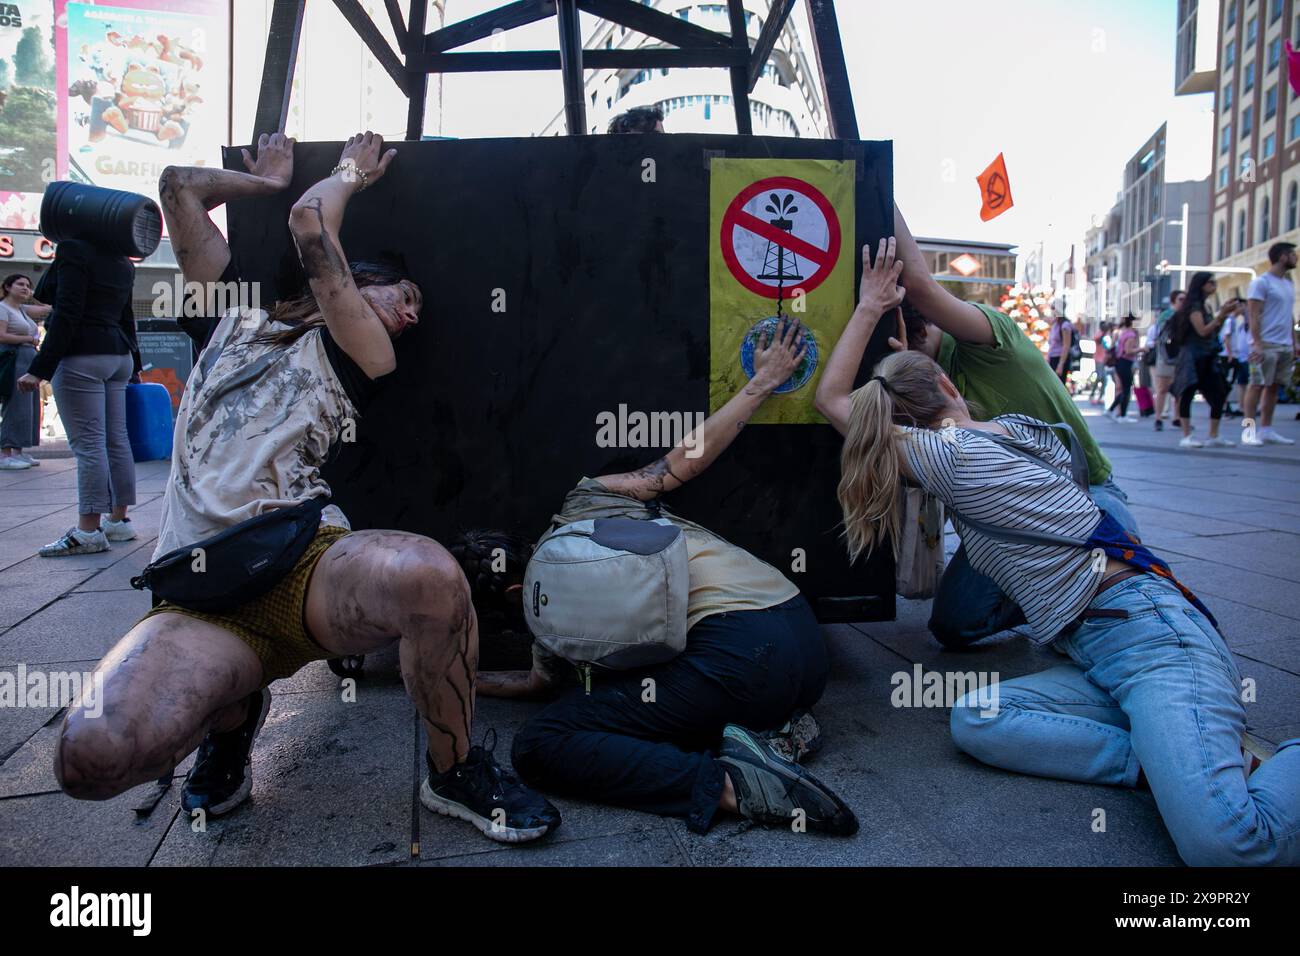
[720,176,842,299]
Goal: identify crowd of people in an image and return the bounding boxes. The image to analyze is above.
[1070,246,1298,450]
[8,122,1294,866]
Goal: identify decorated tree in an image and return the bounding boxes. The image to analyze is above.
[997,283,1057,354]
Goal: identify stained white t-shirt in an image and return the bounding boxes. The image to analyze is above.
[153,307,360,559]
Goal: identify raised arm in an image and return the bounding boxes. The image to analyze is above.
[815,238,906,435]
[595,320,806,501]
[894,202,995,346]
[287,132,398,379]
[158,132,295,287]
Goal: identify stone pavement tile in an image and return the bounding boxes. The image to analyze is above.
[1154,530,1300,580]
[71,543,156,592]
[0,505,71,536]
[1154,474,1300,505]
[1121,484,1255,516]
[0,784,177,866]
[1204,594,1300,647]
[0,560,111,629]
[1233,635,1300,676]
[424,827,686,867]
[0,589,152,666]
[1215,508,1300,534]
[0,701,59,763]
[1164,554,1299,619]
[1251,724,1300,747]
[1235,658,1300,738]
[150,683,414,867]
[1122,503,1251,539]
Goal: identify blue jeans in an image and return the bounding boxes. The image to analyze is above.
[928,476,1139,648]
[951,574,1300,865]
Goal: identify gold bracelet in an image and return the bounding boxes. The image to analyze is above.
[330,162,369,191]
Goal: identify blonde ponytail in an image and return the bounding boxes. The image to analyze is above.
[836,350,953,562]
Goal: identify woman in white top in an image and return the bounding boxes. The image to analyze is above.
[0,274,51,469]
[812,238,1300,866]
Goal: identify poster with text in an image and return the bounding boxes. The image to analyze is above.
[55,0,228,229]
[0,2,57,229]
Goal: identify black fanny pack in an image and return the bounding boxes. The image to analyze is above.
[130,497,329,612]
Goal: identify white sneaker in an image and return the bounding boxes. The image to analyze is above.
[103,518,137,542]
[1104,410,1118,421]
[1241,432,1265,447]
[0,456,32,470]
[18,454,39,466]
[39,527,109,557]
[1203,436,1236,447]
[1259,428,1296,445]
[1179,436,1203,449]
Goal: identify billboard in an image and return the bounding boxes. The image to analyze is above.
[0,2,57,229]
[54,0,228,227]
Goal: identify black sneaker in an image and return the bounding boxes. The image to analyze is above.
[757,708,823,764]
[718,724,858,836]
[181,688,271,817]
[420,729,561,843]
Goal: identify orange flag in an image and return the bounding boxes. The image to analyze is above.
[977,152,1014,222]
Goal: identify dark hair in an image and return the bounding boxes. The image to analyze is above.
[1172,271,1215,347]
[1268,241,1296,264]
[1,274,31,298]
[607,106,664,134]
[448,529,535,639]
[1121,314,1136,327]
[1169,289,1184,304]
[899,300,931,347]
[259,259,417,347]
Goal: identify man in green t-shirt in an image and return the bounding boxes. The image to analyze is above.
[891,204,1139,648]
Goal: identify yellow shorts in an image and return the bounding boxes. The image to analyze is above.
[139,525,350,684]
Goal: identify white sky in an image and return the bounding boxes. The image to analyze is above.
[433,0,1206,268]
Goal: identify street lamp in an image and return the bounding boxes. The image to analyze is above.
[1167,201,1190,290]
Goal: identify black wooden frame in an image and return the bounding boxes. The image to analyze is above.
[255,0,856,139]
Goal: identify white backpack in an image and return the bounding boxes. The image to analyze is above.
[523,516,689,672]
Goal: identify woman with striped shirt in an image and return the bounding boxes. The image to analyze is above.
[813,238,1300,866]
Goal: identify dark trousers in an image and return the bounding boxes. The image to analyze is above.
[1109,358,1134,416]
[511,595,827,834]
[1178,354,1227,420]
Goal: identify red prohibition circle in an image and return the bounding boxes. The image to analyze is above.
[719,176,842,299]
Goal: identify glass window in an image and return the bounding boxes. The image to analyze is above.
[1272,0,1283,24]
[1266,85,1278,118]
[1238,209,1247,252]
[1219,165,1231,189]
[1227,40,1236,68]
[1228,1,1238,28]
[1290,113,1300,140]
[1225,82,1234,108]
[1260,196,1271,243]
[1269,37,1281,72]
[1248,17,1257,46]
[1245,61,1256,92]
[1222,123,1233,153]
[1242,105,1254,136]
[1217,220,1227,260]
[1289,182,1298,231]
[1264,132,1276,158]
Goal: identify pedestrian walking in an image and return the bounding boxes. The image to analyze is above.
[0,274,51,470]
[17,240,139,555]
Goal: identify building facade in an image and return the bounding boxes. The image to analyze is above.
[539,1,828,137]
[1203,0,1300,297]
[916,237,1017,309]
[1084,200,1125,324]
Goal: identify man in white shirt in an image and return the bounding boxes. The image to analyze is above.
[1243,242,1300,445]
